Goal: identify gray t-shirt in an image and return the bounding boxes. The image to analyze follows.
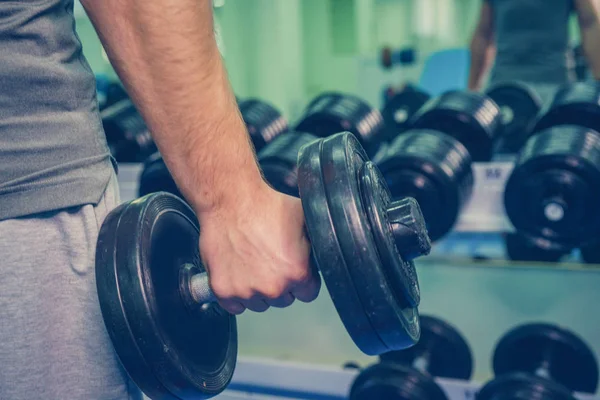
[487,0,576,86]
[0,0,114,220]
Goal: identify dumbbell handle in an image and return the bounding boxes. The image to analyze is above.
[189,272,217,304]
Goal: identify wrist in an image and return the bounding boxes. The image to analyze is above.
[192,169,270,222]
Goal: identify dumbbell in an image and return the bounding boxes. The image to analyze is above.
[381,86,431,140]
[503,81,600,262]
[503,233,569,263]
[138,152,183,199]
[377,91,502,241]
[257,131,318,197]
[410,90,503,162]
[381,47,417,70]
[573,44,588,82]
[101,98,157,163]
[237,98,289,152]
[580,240,600,264]
[138,98,289,198]
[477,323,599,400]
[97,132,432,400]
[103,82,129,111]
[295,92,388,157]
[485,81,542,154]
[350,315,473,400]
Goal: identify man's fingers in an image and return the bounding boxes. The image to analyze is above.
[268,292,296,308]
[218,299,246,315]
[243,297,270,313]
[291,273,321,303]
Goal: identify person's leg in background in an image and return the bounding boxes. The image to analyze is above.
[0,173,142,400]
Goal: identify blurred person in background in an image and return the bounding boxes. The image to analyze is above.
[467,0,600,103]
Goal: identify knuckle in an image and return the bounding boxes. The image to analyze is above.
[260,281,286,300]
[209,280,234,300]
[288,265,311,284]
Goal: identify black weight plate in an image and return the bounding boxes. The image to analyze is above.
[504,232,570,263]
[350,362,448,400]
[378,130,474,242]
[380,315,473,380]
[100,82,129,111]
[477,373,576,400]
[486,81,542,154]
[138,152,183,199]
[534,81,600,134]
[359,164,424,305]
[573,44,588,82]
[504,126,600,247]
[96,193,237,399]
[493,323,599,393]
[238,98,288,152]
[101,99,156,162]
[257,131,318,197]
[323,137,422,351]
[297,133,387,356]
[295,92,387,156]
[581,240,600,264]
[411,91,502,161]
[298,132,421,354]
[382,89,431,139]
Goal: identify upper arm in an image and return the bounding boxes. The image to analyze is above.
[474,1,494,40]
[574,0,600,29]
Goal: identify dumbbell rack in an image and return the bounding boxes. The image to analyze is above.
[117,162,515,232]
[209,357,598,400]
[117,161,519,261]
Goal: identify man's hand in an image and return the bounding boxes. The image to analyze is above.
[467,1,496,91]
[575,0,600,80]
[198,188,321,314]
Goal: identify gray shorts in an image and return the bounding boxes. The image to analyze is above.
[0,173,142,400]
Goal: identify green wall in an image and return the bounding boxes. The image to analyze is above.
[75,0,581,118]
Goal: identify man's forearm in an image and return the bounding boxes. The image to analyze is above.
[581,24,600,80]
[81,0,265,215]
[468,35,495,91]
[576,0,600,80]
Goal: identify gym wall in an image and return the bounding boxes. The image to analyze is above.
[73,0,499,120]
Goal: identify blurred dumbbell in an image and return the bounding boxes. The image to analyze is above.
[533,81,600,134]
[382,87,431,140]
[503,81,600,262]
[102,98,157,163]
[580,240,600,264]
[103,82,129,111]
[477,323,599,400]
[573,44,588,82]
[410,90,503,162]
[138,152,183,199]
[238,98,289,152]
[350,316,473,400]
[377,91,502,241]
[295,92,387,157]
[138,98,289,198]
[504,233,569,263]
[96,76,129,111]
[485,81,542,154]
[381,47,417,70]
[257,131,318,197]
